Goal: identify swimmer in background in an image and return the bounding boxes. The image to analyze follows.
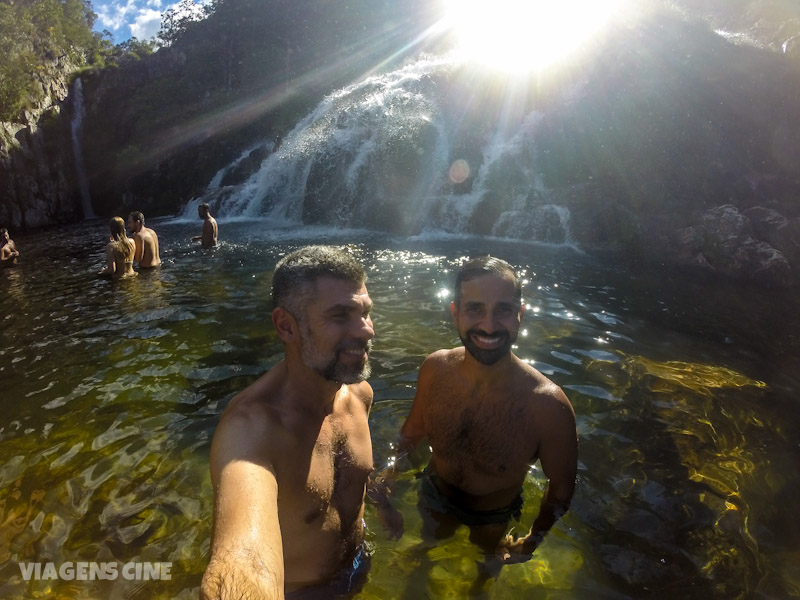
[1,228,19,267]
[98,217,137,279]
[192,203,218,248]
[127,211,161,268]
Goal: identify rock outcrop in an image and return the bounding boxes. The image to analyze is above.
[0,56,83,230]
[636,204,797,288]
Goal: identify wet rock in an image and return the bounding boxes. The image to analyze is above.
[0,57,82,230]
[649,204,794,287]
[743,206,800,268]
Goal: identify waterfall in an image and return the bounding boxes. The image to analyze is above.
[70,78,95,220]
[183,55,574,245]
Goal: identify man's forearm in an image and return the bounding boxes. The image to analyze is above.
[201,552,282,600]
[523,484,571,549]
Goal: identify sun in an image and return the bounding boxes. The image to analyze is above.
[442,0,625,73]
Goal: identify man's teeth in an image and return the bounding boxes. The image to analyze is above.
[475,335,501,344]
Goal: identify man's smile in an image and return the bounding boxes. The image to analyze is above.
[337,340,371,362]
[470,331,507,348]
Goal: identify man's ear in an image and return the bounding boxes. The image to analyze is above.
[272,307,299,343]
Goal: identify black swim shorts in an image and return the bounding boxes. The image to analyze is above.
[419,469,523,527]
[285,543,370,600]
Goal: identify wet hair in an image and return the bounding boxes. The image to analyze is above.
[454,256,522,305]
[198,203,210,216]
[109,217,133,261]
[128,211,144,225]
[272,246,366,319]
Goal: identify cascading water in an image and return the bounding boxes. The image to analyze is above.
[182,55,574,245]
[70,78,95,220]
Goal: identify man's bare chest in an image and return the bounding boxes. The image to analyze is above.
[280,423,372,529]
[425,384,536,474]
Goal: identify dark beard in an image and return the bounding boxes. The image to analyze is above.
[460,328,514,366]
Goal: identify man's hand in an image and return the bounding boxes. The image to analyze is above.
[377,500,405,540]
[496,530,540,564]
[367,473,404,540]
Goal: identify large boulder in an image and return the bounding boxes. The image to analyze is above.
[651,204,793,287]
[743,206,800,268]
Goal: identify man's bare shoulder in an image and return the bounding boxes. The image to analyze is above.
[414,348,462,389]
[513,357,575,417]
[344,380,373,414]
[221,369,284,427]
[213,367,292,461]
[422,347,463,370]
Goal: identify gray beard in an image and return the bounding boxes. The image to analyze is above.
[299,323,372,383]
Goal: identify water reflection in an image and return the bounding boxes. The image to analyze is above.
[1,220,799,598]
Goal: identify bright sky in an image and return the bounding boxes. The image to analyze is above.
[442,0,625,72]
[91,0,206,43]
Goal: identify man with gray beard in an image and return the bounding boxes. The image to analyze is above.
[202,246,375,600]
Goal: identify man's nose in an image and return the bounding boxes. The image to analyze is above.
[479,312,498,333]
[357,315,375,340]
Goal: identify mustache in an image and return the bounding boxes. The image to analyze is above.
[337,339,373,354]
[467,328,509,339]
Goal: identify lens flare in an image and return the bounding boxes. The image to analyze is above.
[443,0,625,73]
[448,158,470,183]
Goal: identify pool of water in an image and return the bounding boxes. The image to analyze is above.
[1,219,799,599]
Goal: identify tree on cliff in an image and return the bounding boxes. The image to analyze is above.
[0,0,103,122]
[157,0,208,48]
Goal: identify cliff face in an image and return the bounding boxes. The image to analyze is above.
[79,47,282,220]
[0,56,83,230]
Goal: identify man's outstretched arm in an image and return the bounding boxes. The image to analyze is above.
[201,409,284,600]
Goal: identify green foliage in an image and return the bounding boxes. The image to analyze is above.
[106,36,158,65]
[0,0,102,121]
[157,0,208,47]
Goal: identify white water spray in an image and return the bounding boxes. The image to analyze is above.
[70,78,95,220]
[184,55,575,245]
